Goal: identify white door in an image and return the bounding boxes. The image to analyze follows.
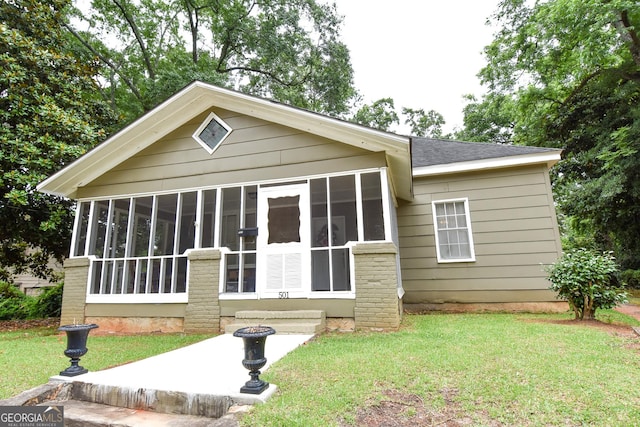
[256,184,309,298]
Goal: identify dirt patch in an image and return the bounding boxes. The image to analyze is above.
[0,317,59,332]
[521,313,640,340]
[615,304,640,322]
[347,388,501,427]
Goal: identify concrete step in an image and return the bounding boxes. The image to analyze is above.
[41,399,246,427]
[2,383,246,427]
[225,310,326,334]
[235,310,326,320]
[69,381,236,418]
[225,321,322,335]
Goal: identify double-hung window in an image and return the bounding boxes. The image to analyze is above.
[432,198,475,262]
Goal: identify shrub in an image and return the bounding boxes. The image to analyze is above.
[0,281,63,320]
[0,281,34,320]
[546,249,627,320]
[32,282,63,318]
[621,269,640,289]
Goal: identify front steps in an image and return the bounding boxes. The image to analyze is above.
[1,382,244,427]
[224,310,326,335]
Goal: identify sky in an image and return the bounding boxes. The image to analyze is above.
[334,1,501,133]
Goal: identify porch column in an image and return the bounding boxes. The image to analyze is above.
[60,257,90,326]
[184,248,221,333]
[353,242,402,330]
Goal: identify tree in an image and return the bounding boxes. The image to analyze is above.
[454,94,515,144]
[0,0,116,281]
[351,98,451,138]
[463,0,640,267]
[546,249,627,320]
[351,98,399,131]
[66,0,357,123]
[402,107,445,138]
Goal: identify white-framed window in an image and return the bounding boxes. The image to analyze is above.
[432,198,476,263]
[71,169,392,301]
[75,192,199,300]
[192,112,232,154]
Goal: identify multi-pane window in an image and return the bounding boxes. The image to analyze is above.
[75,191,204,297]
[71,169,389,298]
[308,172,386,292]
[310,176,355,292]
[222,186,257,293]
[432,198,475,262]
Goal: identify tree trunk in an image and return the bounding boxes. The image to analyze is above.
[581,294,596,320]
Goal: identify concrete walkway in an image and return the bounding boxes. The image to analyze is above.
[48,333,313,418]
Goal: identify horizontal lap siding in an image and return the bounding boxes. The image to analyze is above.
[78,109,384,198]
[398,165,562,304]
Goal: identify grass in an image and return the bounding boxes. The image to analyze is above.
[3,311,640,425]
[0,327,210,399]
[627,289,640,305]
[244,311,640,426]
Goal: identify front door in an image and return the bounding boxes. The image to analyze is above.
[256,184,309,298]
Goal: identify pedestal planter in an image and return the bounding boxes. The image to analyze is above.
[233,326,276,394]
[58,323,99,376]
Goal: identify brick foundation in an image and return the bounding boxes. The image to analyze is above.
[183,249,221,333]
[60,257,90,326]
[353,242,402,330]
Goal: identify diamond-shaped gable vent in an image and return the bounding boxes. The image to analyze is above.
[192,112,232,154]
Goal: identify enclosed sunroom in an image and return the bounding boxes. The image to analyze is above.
[72,170,393,302]
[39,82,410,333]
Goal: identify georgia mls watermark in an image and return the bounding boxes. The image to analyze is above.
[0,406,63,427]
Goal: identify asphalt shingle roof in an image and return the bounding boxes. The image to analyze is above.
[411,137,558,168]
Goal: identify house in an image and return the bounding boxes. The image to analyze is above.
[37,82,564,333]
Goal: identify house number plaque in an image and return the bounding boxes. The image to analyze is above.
[278,292,289,299]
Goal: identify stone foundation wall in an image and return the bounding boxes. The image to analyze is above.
[353,242,402,330]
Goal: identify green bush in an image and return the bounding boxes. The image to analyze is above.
[0,281,63,320]
[621,269,640,289]
[0,281,34,320]
[32,282,63,318]
[546,249,627,320]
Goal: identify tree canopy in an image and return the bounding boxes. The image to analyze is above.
[0,0,116,281]
[66,0,357,123]
[462,0,640,268]
[0,0,362,282]
[351,97,449,138]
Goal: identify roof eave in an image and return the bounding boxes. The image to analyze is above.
[38,81,413,200]
[412,150,562,178]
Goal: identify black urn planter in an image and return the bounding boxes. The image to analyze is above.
[233,326,276,394]
[58,323,99,377]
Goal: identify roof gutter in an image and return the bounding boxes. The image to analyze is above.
[412,150,563,177]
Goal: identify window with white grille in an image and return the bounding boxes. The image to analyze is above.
[432,198,476,262]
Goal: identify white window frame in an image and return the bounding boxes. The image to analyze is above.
[431,198,476,263]
[71,168,393,302]
[192,112,232,154]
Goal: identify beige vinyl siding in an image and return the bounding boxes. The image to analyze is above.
[78,109,385,198]
[398,164,562,304]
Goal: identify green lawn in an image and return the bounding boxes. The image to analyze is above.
[0,327,210,399]
[628,289,640,306]
[245,311,640,426]
[2,311,640,426]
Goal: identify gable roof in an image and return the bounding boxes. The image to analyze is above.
[411,137,562,177]
[37,81,413,200]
